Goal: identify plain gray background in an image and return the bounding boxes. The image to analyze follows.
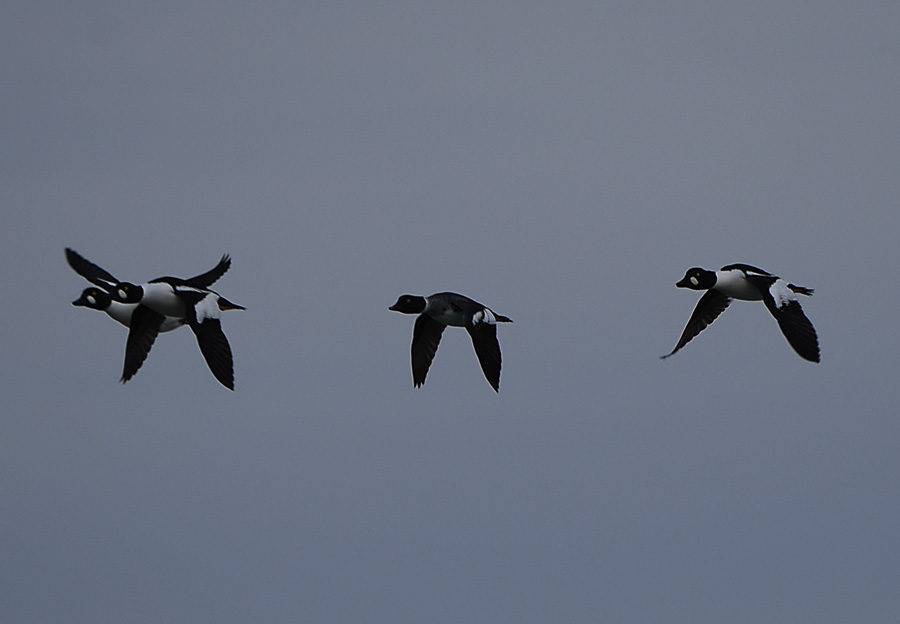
[3,2,899,622]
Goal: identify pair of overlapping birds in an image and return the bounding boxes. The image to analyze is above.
[66,249,245,390]
[68,249,820,392]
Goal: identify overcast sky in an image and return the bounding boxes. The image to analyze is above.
[3,2,900,622]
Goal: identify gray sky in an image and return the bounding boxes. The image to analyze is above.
[3,2,900,622]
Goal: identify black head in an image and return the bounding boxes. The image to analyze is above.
[111,281,143,303]
[675,267,716,290]
[389,295,426,314]
[72,287,112,310]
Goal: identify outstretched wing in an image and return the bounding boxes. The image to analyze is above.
[188,316,236,390]
[762,283,820,362]
[661,289,731,359]
[720,263,772,277]
[65,248,119,290]
[145,255,232,288]
[411,314,445,388]
[467,323,502,392]
[183,254,232,289]
[121,305,166,383]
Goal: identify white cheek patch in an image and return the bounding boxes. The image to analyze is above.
[690,276,699,286]
[87,295,96,305]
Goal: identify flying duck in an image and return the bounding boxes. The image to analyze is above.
[662,263,819,362]
[390,292,512,391]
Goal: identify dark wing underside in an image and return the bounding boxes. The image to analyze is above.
[467,323,502,392]
[183,255,232,289]
[762,296,820,363]
[65,248,120,290]
[147,255,232,288]
[661,289,732,359]
[719,263,772,276]
[120,305,166,383]
[189,317,236,390]
[411,314,445,388]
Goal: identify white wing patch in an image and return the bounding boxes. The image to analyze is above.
[473,308,497,325]
[769,279,797,309]
[195,293,221,322]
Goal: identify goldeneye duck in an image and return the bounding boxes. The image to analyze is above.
[389,292,513,391]
[661,263,820,362]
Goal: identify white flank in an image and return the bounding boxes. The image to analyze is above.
[142,282,185,317]
[714,269,763,301]
[105,302,137,327]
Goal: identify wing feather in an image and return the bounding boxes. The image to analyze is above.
[762,289,820,362]
[65,248,120,290]
[189,317,236,390]
[661,289,731,359]
[121,305,166,382]
[411,314,445,388]
[183,255,232,289]
[467,323,502,392]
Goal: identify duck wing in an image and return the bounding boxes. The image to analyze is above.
[661,289,731,359]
